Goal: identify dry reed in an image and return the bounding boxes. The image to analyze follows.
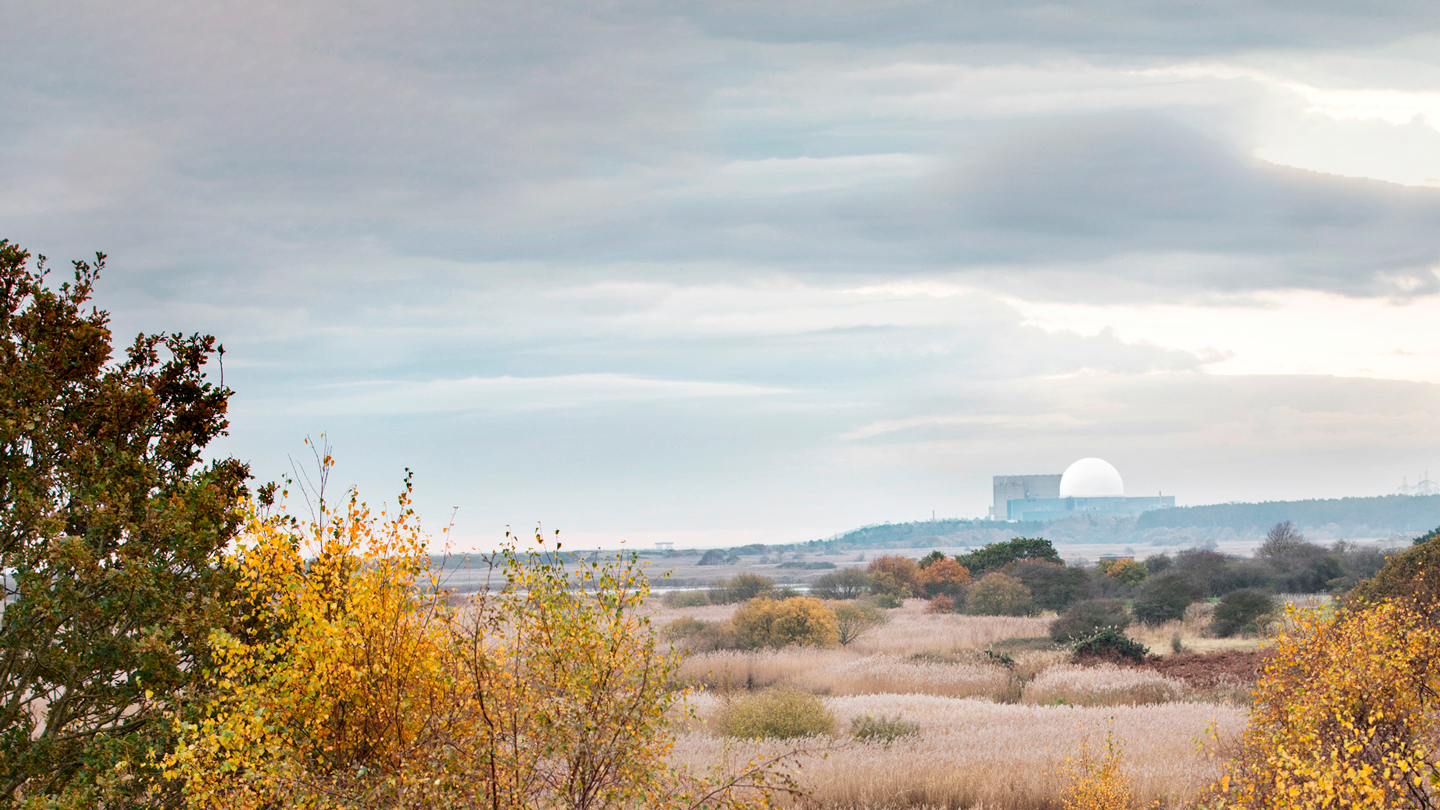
[1021,664,1193,707]
[672,694,1245,809]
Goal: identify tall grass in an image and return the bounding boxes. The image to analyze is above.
[677,649,1018,700]
[673,695,1245,808]
[1021,664,1193,707]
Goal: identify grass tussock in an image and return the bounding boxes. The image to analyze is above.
[672,695,1245,809]
[714,688,836,739]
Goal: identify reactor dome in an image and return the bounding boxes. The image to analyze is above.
[1059,458,1124,498]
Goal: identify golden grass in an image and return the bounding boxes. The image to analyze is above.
[1020,664,1193,707]
[673,694,1245,809]
[678,649,1018,700]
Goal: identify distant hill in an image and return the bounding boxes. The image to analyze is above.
[1134,494,1440,534]
[813,518,1048,551]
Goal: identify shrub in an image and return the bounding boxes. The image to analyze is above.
[867,555,922,597]
[662,589,710,608]
[1211,589,1275,637]
[1132,573,1198,624]
[1347,528,1440,616]
[1210,601,1440,807]
[663,616,707,639]
[956,537,1062,576]
[716,688,836,739]
[732,596,839,648]
[1061,729,1136,810]
[698,549,726,565]
[810,567,870,600]
[850,714,920,744]
[1050,599,1131,643]
[1008,559,1091,612]
[919,558,971,597]
[965,572,1034,616]
[926,595,956,614]
[833,600,887,646]
[710,572,776,604]
[1098,557,1147,585]
[1071,627,1149,664]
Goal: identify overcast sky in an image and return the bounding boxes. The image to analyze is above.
[6,1,1440,548]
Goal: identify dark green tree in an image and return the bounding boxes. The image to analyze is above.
[1132,573,1199,624]
[954,536,1061,576]
[0,242,248,805]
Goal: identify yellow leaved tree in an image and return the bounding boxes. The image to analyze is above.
[1209,600,1440,809]
[163,460,795,809]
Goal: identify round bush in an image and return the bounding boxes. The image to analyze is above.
[964,572,1034,616]
[1071,627,1149,664]
[1132,573,1199,624]
[810,567,870,600]
[1049,599,1131,643]
[732,596,839,648]
[716,688,836,739]
[1212,589,1275,637]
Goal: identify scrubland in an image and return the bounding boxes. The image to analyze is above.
[659,598,1253,808]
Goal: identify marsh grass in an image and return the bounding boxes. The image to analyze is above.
[674,695,1245,809]
[1021,664,1193,707]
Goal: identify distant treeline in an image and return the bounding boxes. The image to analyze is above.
[819,518,1047,549]
[1134,494,1440,533]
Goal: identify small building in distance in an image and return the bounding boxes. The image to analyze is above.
[992,458,1174,521]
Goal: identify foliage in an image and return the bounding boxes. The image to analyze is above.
[832,600,887,646]
[919,558,971,597]
[866,556,922,598]
[709,573,777,604]
[964,572,1034,616]
[1132,573,1199,624]
[665,616,709,639]
[732,597,839,649]
[166,478,789,810]
[955,537,1062,576]
[1145,554,1172,574]
[663,589,712,608]
[716,689,836,740]
[809,567,870,600]
[925,595,956,614]
[1061,728,1137,810]
[1210,601,1440,809]
[0,242,249,806]
[850,714,920,745]
[918,550,946,569]
[698,549,726,565]
[1211,589,1275,637]
[1098,557,1147,585]
[1050,600,1132,643]
[1070,628,1148,664]
[1007,559,1091,612]
[1348,530,1440,616]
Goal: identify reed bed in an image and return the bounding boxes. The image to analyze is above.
[848,604,1053,655]
[677,649,1021,700]
[672,695,1246,809]
[1020,664,1193,707]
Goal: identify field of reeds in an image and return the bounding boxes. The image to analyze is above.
[657,598,1255,808]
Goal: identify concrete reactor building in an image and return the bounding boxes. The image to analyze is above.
[990,458,1174,521]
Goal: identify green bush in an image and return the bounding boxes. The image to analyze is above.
[1132,573,1199,624]
[662,616,706,639]
[716,689,836,739]
[964,572,1034,616]
[1049,599,1131,643]
[810,567,870,600]
[833,600,887,646]
[1071,627,1149,664]
[709,572,776,604]
[661,589,710,608]
[850,713,919,744]
[1212,589,1275,637]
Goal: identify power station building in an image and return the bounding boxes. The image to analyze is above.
[990,458,1174,521]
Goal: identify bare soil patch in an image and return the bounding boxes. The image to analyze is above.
[1139,649,1271,688]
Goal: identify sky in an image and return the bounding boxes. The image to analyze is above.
[5,0,1440,549]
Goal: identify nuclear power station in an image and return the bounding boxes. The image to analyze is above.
[990,458,1174,521]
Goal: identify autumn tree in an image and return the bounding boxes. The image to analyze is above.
[167,474,794,809]
[0,241,247,806]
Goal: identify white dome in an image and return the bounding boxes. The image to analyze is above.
[1059,458,1124,497]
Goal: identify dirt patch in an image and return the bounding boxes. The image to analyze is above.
[1139,649,1272,688]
